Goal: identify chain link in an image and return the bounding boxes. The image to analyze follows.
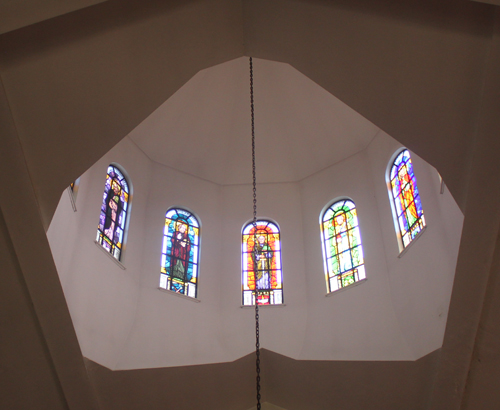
[250,57,257,229]
[249,56,261,410]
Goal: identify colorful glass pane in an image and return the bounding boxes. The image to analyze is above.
[390,149,426,248]
[160,208,200,298]
[95,165,130,261]
[321,199,365,293]
[242,220,283,306]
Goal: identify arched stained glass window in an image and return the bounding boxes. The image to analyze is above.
[160,208,200,298]
[321,199,365,293]
[389,149,426,249]
[242,220,283,306]
[96,165,130,261]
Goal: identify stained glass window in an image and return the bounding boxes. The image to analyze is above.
[160,208,200,298]
[242,220,283,306]
[389,149,426,249]
[321,199,365,293]
[96,165,130,261]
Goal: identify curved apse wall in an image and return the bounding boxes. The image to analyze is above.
[47,130,463,370]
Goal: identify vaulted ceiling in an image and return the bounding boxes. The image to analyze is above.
[129,57,380,185]
[1,1,500,409]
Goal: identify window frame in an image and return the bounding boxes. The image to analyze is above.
[320,198,366,293]
[95,163,132,262]
[386,148,426,253]
[241,219,284,306]
[159,207,201,299]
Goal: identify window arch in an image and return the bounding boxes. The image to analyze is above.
[96,165,130,261]
[242,220,283,306]
[388,149,426,249]
[321,199,365,293]
[160,208,200,298]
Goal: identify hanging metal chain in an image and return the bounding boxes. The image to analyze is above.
[250,57,257,229]
[249,56,261,410]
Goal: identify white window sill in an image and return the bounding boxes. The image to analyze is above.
[94,240,126,270]
[398,225,427,258]
[240,303,286,308]
[158,287,201,302]
[326,277,367,297]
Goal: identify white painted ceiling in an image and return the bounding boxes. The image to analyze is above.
[129,57,380,185]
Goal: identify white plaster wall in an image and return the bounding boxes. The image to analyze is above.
[366,132,463,360]
[116,177,309,369]
[299,141,414,360]
[218,182,308,363]
[114,160,228,369]
[48,137,153,369]
[47,132,463,369]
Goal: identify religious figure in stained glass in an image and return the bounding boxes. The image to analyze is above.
[160,208,200,298]
[253,234,272,290]
[242,220,283,306]
[96,165,130,261]
[103,181,123,241]
[321,199,365,293]
[170,221,191,281]
[333,213,352,274]
[389,149,426,249]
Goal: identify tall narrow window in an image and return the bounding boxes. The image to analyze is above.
[96,165,130,261]
[242,220,283,306]
[389,149,426,249]
[321,199,365,293]
[160,208,200,298]
[68,177,80,212]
